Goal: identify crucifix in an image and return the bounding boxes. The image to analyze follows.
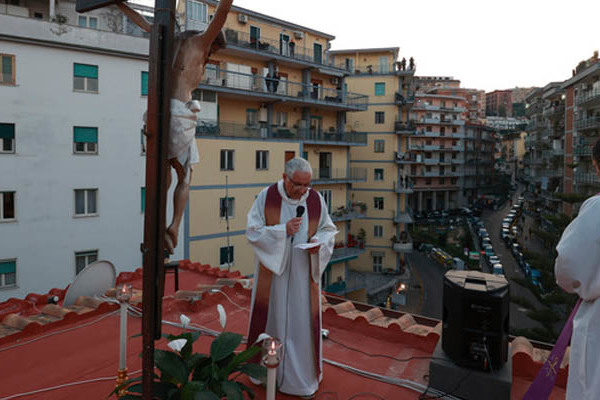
[75,0,232,398]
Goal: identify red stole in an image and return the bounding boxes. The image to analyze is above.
[247,183,322,377]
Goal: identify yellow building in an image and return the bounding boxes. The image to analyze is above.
[177,1,369,293]
[330,48,415,275]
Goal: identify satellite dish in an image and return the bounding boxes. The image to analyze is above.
[63,260,116,306]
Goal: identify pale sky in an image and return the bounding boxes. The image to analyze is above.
[229,0,600,92]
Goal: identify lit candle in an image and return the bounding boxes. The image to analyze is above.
[262,337,283,400]
[116,285,131,372]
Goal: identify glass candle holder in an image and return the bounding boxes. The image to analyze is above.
[261,337,283,368]
[116,284,132,303]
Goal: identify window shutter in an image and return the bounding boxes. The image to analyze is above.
[375,83,385,96]
[74,127,98,143]
[74,63,98,79]
[0,261,16,275]
[0,123,14,139]
[220,247,227,264]
[1,56,12,80]
[141,71,149,95]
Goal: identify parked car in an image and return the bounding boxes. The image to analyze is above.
[504,234,514,248]
[452,257,466,271]
[492,263,504,276]
[511,243,522,257]
[501,228,510,240]
[481,237,492,248]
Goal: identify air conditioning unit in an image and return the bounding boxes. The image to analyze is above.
[294,31,304,40]
[238,14,248,24]
[330,77,339,85]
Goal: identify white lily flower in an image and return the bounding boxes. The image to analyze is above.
[180,314,191,329]
[168,338,187,353]
[217,304,227,330]
[255,333,272,344]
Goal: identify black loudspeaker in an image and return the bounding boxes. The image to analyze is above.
[442,270,509,371]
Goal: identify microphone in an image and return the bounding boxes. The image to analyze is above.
[291,206,305,243]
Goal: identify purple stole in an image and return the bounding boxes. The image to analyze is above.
[247,184,322,376]
[523,299,582,399]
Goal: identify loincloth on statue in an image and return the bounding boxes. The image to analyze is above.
[169,99,200,182]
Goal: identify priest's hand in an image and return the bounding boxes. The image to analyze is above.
[307,238,320,254]
[286,217,302,236]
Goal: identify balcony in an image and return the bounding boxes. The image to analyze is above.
[199,66,368,111]
[392,233,413,253]
[394,120,417,135]
[574,144,592,157]
[334,62,416,76]
[574,172,600,186]
[395,92,415,107]
[223,28,343,72]
[196,120,367,145]
[394,151,418,164]
[393,207,414,224]
[330,205,367,222]
[418,117,465,126]
[542,104,565,118]
[311,168,367,185]
[329,246,365,265]
[413,104,465,113]
[394,179,414,194]
[575,117,600,131]
[576,89,600,107]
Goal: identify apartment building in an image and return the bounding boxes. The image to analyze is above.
[0,0,180,300]
[562,54,600,215]
[486,89,512,117]
[329,48,415,276]
[176,0,369,293]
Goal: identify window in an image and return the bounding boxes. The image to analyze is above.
[220,197,235,218]
[250,26,261,42]
[276,111,288,127]
[374,168,384,181]
[426,140,432,145]
[141,187,146,213]
[425,152,432,159]
[74,189,98,216]
[246,109,257,127]
[256,150,269,170]
[425,179,431,185]
[374,82,385,96]
[302,151,308,160]
[73,127,98,154]
[188,0,207,22]
[440,178,445,184]
[426,166,431,172]
[375,111,385,124]
[78,15,98,29]
[452,166,456,172]
[219,246,234,267]
[0,54,15,84]
[373,254,383,273]
[452,127,457,133]
[220,150,234,170]
[374,139,385,153]
[0,123,15,153]
[451,178,457,184]
[318,190,332,213]
[75,251,98,275]
[0,191,15,221]
[374,197,384,210]
[313,43,322,64]
[426,126,432,132]
[73,63,98,93]
[374,225,383,238]
[379,56,389,73]
[141,71,148,96]
[201,90,217,102]
[345,58,354,72]
[0,259,16,288]
[440,127,445,136]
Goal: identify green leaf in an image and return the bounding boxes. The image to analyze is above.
[119,395,143,400]
[181,381,205,400]
[196,392,220,400]
[210,332,243,362]
[192,363,213,382]
[188,353,209,371]
[237,363,267,380]
[237,382,255,400]
[155,349,190,384]
[222,346,261,377]
[221,381,243,400]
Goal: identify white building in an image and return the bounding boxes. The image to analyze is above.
[0,0,184,301]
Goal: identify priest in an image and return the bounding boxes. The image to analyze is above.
[246,157,337,397]
[555,138,600,400]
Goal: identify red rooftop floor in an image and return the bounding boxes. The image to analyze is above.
[0,261,567,399]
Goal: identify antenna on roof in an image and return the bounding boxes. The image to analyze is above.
[63,260,116,306]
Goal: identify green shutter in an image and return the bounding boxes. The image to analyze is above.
[375,83,385,96]
[0,124,15,139]
[220,247,227,264]
[74,127,98,143]
[0,261,15,275]
[2,56,12,78]
[141,71,148,96]
[141,187,146,212]
[74,63,98,78]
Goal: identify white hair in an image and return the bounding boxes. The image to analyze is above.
[285,157,312,177]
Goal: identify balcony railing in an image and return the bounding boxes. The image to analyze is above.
[413,104,465,113]
[392,233,413,253]
[196,120,367,145]
[329,246,365,265]
[224,28,340,69]
[542,104,565,117]
[394,179,414,194]
[334,63,416,75]
[393,208,414,224]
[330,206,366,222]
[575,172,600,186]
[395,92,415,106]
[394,151,418,164]
[575,117,600,131]
[394,120,417,134]
[418,117,465,126]
[311,168,367,184]
[576,89,600,106]
[574,145,592,157]
[202,65,368,110]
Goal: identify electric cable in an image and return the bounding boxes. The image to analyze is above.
[326,336,445,363]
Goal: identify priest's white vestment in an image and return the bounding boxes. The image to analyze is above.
[555,194,600,400]
[246,180,336,396]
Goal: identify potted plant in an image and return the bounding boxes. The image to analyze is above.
[113,306,266,399]
[357,228,366,248]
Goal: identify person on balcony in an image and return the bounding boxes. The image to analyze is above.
[246,158,337,398]
[555,137,600,399]
[289,39,295,57]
